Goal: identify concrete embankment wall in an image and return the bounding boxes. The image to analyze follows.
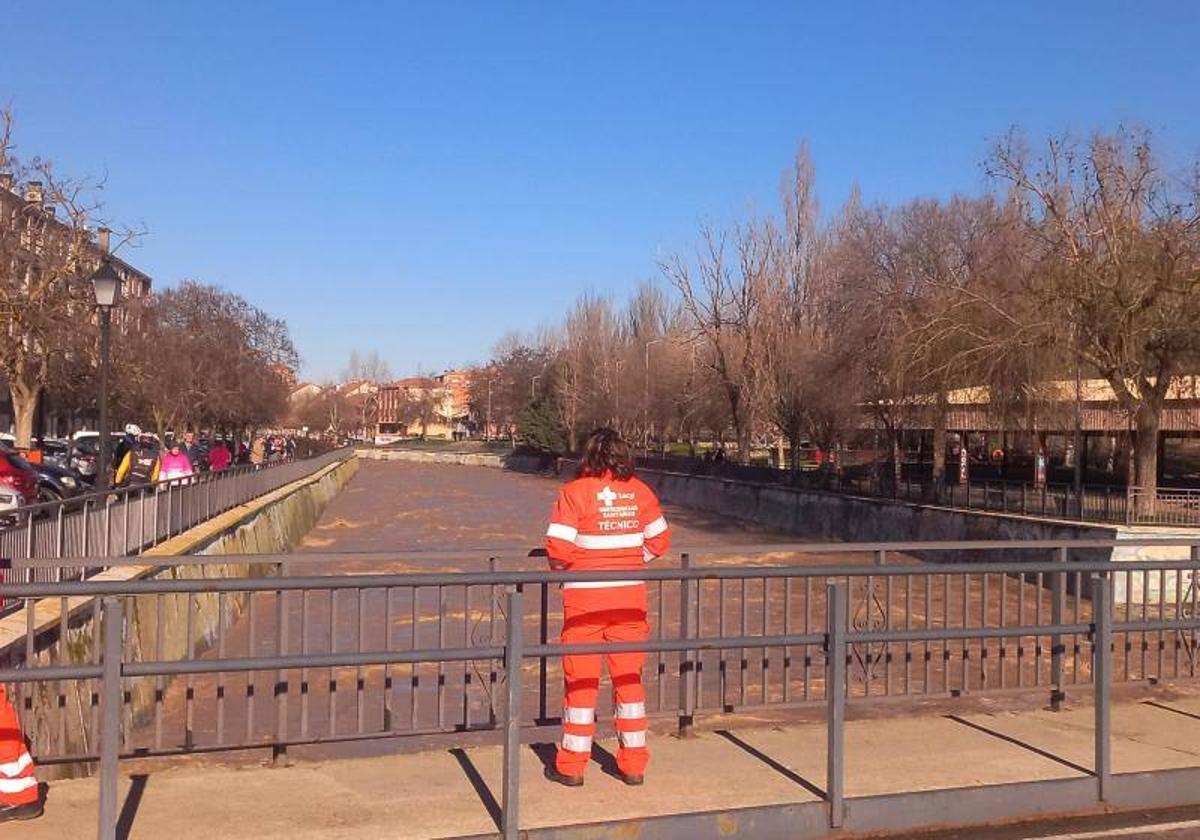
[638,466,1198,613]
[7,455,359,769]
[638,467,1126,565]
[355,447,547,473]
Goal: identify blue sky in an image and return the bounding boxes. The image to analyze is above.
[3,3,1198,381]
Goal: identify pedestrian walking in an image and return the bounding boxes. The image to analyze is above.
[250,436,266,468]
[181,430,206,472]
[159,440,194,484]
[119,434,161,486]
[543,428,671,787]
[0,683,41,822]
[111,424,140,485]
[208,439,232,472]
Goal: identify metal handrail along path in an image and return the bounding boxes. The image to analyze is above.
[3,540,1200,838]
[0,447,351,600]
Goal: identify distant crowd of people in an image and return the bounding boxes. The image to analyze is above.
[113,426,298,487]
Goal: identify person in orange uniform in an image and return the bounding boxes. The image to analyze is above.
[544,428,671,787]
[0,683,41,822]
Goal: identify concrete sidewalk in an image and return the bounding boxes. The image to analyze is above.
[19,697,1200,839]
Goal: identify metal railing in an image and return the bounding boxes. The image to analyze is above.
[637,455,1151,525]
[0,447,350,604]
[1128,487,1200,526]
[4,539,1200,838]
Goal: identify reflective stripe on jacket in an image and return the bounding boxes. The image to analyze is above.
[545,472,670,589]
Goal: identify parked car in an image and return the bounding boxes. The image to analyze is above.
[68,433,123,485]
[39,439,72,470]
[68,436,100,482]
[0,448,39,525]
[30,459,84,503]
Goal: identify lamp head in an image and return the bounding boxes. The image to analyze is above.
[91,259,121,309]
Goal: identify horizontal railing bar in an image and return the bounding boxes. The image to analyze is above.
[5,557,1200,598]
[122,645,506,677]
[10,557,291,570]
[1114,618,1200,634]
[0,664,104,682]
[525,632,828,657]
[14,536,1200,569]
[8,614,1200,685]
[677,538,1200,553]
[5,448,351,518]
[38,721,504,766]
[849,623,1095,644]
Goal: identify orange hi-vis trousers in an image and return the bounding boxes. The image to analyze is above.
[0,685,38,807]
[556,590,650,779]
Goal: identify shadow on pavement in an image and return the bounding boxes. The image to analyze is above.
[117,774,149,840]
[449,748,501,832]
[943,714,1092,776]
[1144,700,1200,722]
[714,730,827,800]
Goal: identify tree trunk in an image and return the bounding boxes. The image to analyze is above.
[892,428,903,493]
[1132,407,1161,516]
[725,385,750,464]
[930,396,947,503]
[786,421,803,473]
[736,425,752,466]
[10,378,40,449]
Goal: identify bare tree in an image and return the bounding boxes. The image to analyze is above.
[987,128,1200,504]
[0,109,141,446]
[343,349,392,383]
[662,219,775,463]
[120,281,297,438]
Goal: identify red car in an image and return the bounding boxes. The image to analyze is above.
[0,449,38,520]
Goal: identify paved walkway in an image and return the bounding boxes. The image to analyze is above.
[20,694,1200,839]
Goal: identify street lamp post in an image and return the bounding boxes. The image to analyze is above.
[485,378,493,441]
[644,338,664,450]
[90,257,122,492]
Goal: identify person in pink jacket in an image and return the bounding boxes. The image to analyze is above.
[158,440,194,484]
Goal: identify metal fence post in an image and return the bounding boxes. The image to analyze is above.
[98,595,123,840]
[502,586,524,840]
[827,582,847,829]
[677,553,695,737]
[274,561,290,766]
[538,581,549,725]
[1050,547,1067,710]
[1091,575,1111,802]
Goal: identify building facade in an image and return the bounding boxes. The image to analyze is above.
[0,175,152,439]
[374,370,475,443]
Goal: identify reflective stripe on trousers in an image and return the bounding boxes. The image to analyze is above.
[556,595,651,779]
[0,686,38,806]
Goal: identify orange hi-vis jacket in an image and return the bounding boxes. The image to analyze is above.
[545,472,671,590]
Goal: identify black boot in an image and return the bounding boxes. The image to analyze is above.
[543,766,584,787]
[0,800,43,822]
[618,771,644,786]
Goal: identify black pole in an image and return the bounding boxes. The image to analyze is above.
[96,306,112,492]
[1074,365,1084,497]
